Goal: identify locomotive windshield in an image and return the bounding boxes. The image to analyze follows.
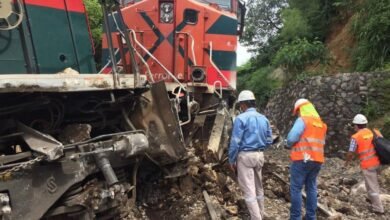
[196,0,232,10]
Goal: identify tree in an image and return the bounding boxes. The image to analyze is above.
[83,0,103,48]
[279,8,310,41]
[241,0,288,52]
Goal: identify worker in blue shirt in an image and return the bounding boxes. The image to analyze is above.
[229,90,273,220]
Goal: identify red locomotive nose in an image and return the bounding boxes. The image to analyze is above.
[102,0,240,91]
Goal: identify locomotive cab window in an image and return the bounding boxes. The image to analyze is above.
[184,9,198,25]
[195,0,231,10]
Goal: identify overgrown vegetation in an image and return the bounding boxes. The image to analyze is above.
[272,38,328,76]
[364,78,390,138]
[238,0,390,113]
[351,0,390,71]
[237,64,280,108]
[84,0,103,48]
[238,0,337,106]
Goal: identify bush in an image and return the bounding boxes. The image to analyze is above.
[272,38,328,75]
[237,64,280,108]
[383,116,390,139]
[364,77,390,138]
[365,78,390,119]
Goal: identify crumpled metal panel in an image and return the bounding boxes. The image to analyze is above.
[18,123,64,161]
[131,81,187,165]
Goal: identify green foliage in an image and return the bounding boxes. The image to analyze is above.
[383,116,390,139]
[365,78,390,119]
[272,38,328,75]
[241,0,287,52]
[237,64,280,108]
[364,78,390,138]
[288,0,334,40]
[280,9,310,41]
[84,0,103,48]
[351,0,390,71]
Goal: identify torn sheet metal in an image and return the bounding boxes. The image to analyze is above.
[18,123,64,161]
[131,81,186,165]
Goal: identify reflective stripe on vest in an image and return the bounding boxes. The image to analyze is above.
[297,137,326,145]
[291,146,324,153]
[290,116,327,163]
[352,128,380,170]
[358,148,376,155]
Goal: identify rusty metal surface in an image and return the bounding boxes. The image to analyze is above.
[18,123,64,161]
[0,72,147,93]
[131,81,186,165]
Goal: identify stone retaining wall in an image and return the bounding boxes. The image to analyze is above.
[265,72,390,153]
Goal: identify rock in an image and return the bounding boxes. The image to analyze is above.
[217,173,227,187]
[379,194,390,202]
[380,167,390,186]
[188,165,199,176]
[202,168,218,183]
[327,213,343,220]
[341,177,358,186]
[265,189,277,199]
[224,205,238,215]
[58,124,91,144]
[179,176,194,194]
[351,181,366,195]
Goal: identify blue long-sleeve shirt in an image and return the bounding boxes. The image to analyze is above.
[229,108,273,164]
[286,117,305,148]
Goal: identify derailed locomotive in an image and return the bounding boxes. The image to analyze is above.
[0,0,244,219]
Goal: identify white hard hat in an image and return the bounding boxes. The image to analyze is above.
[293,98,310,114]
[238,90,256,102]
[353,114,368,124]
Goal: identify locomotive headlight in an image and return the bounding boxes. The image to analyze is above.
[160,2,173,23]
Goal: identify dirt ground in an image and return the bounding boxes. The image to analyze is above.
[127,144,390,220]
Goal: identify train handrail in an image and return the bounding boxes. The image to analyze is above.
[213,80,223,99]
[208,42,235,91]
[129,29,186,91]
[188,33,197,66]
[175,32,197,66]
[110,13,154,83]
[180,94,192,126]
[98,49,120,74]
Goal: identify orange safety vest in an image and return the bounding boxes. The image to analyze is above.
[352,128,380,170]
[291,116,327,163]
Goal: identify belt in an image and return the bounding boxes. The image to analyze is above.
[242,148,264,152]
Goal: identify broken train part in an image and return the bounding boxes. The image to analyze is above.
[0,121,149,219]
[0,82,188,219]
[0,0,242,219]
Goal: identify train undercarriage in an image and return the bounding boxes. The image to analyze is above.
[0,0,240,218]
[0,72,233,219]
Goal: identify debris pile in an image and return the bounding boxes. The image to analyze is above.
[126,143,390,219]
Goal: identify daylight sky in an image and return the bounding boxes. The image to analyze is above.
[236,0,251,66]
[237,43,251,66]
